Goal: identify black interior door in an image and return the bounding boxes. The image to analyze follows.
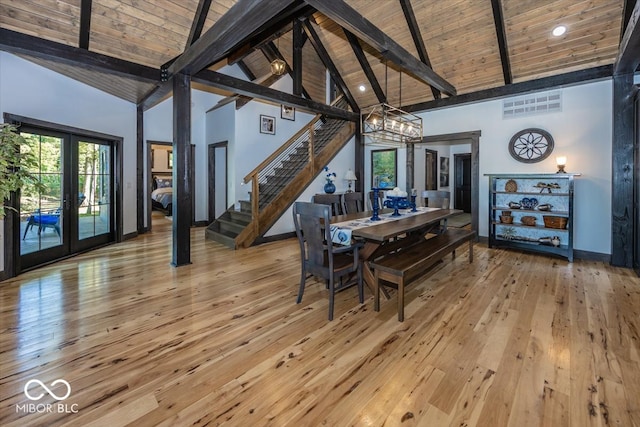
[454,153,472,212]
[634,89,639,276]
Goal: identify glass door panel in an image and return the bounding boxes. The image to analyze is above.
[76,140,113,246]
[20,133,65,256]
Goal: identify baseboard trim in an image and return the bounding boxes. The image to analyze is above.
[122,231,138,241]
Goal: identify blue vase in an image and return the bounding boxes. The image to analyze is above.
[324,182,336,194]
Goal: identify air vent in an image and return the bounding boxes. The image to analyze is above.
[503,91,562,119]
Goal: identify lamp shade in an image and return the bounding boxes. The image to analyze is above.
[344,169,357,181]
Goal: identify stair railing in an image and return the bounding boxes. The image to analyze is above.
[243,115,323,233]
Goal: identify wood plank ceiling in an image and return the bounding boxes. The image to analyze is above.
[0,0,635,111]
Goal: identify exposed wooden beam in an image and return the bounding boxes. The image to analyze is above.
[186,0,213,47]
[615,0,640,74]
[621,0,638,42]
[490,0,512,84]
[167,0,295,77]
[192,70,359,121]
[0,29,159,83]
[237,59,256,81]
[398,0,440,99]
[405,65,612,113]
[293,18,304,97]
[172,73,193,267]
[78,0,93,50]
[611,73,635,267]
[344,29,386,104]
[304,0,456,96]
[303,20,359,112]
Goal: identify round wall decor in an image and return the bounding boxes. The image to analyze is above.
[508,128,554,163]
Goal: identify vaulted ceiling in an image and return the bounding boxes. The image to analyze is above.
[1,0,638,116]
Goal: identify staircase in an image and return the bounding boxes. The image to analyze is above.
[206,98,354,249]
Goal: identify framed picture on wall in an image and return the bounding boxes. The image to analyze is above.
[371,148,397,189]
[440,156,449,187]
[167,150,173,169]
[281,105,295,121]
[260,114,276,134]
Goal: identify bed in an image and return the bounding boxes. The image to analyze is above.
[151,175,173,214]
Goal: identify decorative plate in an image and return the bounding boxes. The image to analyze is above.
[520,197,539,210]
[508,128,554,163]
[505,179,518,192]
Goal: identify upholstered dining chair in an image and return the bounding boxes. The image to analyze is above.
[313,193,345,217]
[422,190,451,209]
[343,192,364,214]
[292,202,363,321]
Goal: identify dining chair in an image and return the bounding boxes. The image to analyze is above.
[422,190,451,208]
[343,192,364,214]
[292,202,364,321]
[313,193,345,217]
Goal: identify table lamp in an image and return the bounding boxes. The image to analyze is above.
[556,156,567,173]
[344,169,357,192]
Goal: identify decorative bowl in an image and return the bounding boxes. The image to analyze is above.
[508,202,521,209]
[521,215,537,226]
[520,197,539,210]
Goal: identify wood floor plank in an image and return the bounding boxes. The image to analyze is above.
[0,224,639,426]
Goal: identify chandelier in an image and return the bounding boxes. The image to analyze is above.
[361,66,422,145]
[361,103,422,145]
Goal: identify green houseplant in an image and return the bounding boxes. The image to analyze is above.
[0,123,44,218]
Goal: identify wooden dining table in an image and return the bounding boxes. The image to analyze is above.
[332,208,463,297]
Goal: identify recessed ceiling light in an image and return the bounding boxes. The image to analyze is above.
[552,25,566,37]
[358,84,366,92]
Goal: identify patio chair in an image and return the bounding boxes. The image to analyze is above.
[22,208,61,240]
[292,202,363,321]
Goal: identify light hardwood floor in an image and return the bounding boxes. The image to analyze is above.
[1,223,639,427]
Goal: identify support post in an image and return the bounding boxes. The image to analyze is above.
[172,73,192,266]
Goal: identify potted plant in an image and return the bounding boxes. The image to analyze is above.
[0,123,44,218]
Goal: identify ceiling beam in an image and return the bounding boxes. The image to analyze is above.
[490,0,512,84]
[167,0,295,77]
[293,18,305,97]
[344,29,386,104]
[304,0,456,96]
[303,21,359,111]
[78,0,93,50]
[615,0,640,74]
[405,65,612,113]
[398,0,440,99]
[237,60,257,81]
[620,0,638,42]
[192,70,359,121]
[186,0,213,47]
[0,29,159,83]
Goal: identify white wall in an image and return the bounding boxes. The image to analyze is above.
[414,80,613,255]
[143,88,223,224]
[0,52,138,273]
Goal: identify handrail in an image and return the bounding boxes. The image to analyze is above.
[243,114,322,184]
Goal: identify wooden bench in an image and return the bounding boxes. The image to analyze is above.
[370,228,476,321]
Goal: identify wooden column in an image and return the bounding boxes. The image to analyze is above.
[172,73,192,267]
[136,104,145,233]
[611,73,635,267]
[355,119,363,192]
[292,18,304,97]
[406,142,414,192]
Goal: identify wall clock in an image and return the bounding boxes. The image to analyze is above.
[508,128,554,163]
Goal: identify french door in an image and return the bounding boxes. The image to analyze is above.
[19,128,115,270]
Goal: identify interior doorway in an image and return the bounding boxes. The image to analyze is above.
[421,131,480,234]
[424,149,438,191]
[454,153,472,212]
[208,141,228,223]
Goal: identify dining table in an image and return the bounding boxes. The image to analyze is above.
[331,207,463,298]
